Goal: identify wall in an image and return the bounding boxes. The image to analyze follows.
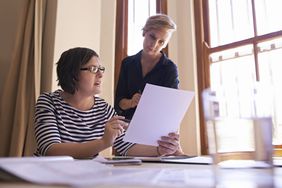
[53,0,115,104]
[52,0,116,157]
[168,0,200,155]
[52,0,102,91]
[99,0,116,104]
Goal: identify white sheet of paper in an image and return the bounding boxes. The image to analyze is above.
[123,84,194,146]
[0,156,213,187]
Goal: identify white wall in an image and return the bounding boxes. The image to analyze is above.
[99,0,116,105]
[168,0,200,155]
[52,0,101,91]
[53,0,116,103]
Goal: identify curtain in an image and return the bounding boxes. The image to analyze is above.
[0,0,35,157]
[0,0,55,157]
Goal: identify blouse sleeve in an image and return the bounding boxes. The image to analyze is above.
[34,93,61,156]
[114,59,128,114]
[113,133,135,156]
[164,61,179,89]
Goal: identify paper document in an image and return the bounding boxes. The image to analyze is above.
[123,84,194,146]
[0,156,213,187]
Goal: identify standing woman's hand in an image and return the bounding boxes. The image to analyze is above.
[101,116,128,147]
[130,92,142,108]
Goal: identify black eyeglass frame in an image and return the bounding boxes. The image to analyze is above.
[80,65,105,74]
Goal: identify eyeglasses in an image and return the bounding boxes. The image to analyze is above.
[80,65,105,74]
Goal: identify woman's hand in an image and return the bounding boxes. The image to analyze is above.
[157,132,184,156]
[130,93,141,108]
[101,116,128,147]
[119,92,141,110]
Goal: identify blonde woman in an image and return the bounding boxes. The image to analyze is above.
[115,14,179,120]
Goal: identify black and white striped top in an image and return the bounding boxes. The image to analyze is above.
[34,90,134,156]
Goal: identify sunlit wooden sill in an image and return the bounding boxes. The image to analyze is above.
[273,145,282,157]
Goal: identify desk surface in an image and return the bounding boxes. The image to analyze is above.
[1,162,282,188]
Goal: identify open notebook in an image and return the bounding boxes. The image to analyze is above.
[122,155,282,167]
[114,155,213,165]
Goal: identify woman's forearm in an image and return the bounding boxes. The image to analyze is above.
[45,139,108,159]
[126,144,159,157]
[126,144,185,157]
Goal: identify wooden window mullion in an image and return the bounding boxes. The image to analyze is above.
[114,0,128,93]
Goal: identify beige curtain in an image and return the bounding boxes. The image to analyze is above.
[0,0,56,157]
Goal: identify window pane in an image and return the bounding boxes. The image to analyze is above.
[258,38,282,144]
[207,0,282,145]
[208,0,254,47]
[127,0,156,55]
[255,0,282,35]
[210,45,255,92]
[210,54,256,118]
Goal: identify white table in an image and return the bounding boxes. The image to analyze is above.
[0,161,281,188]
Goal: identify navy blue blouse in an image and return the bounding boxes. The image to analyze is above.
[115,50,179,119]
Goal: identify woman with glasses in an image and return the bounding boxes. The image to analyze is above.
[34,47,183,158]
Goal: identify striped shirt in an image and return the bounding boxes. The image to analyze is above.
[34,90,134,156]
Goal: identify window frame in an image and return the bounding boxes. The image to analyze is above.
[195,0,282,154]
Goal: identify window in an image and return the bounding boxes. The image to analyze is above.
[195,0,282,154]
[127,0,156,55]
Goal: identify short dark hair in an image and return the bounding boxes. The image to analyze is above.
[56,47,99,94]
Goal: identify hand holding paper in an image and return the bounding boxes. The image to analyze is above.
[123,84,194,146]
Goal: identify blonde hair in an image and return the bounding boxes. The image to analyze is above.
[142,14,176,35]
